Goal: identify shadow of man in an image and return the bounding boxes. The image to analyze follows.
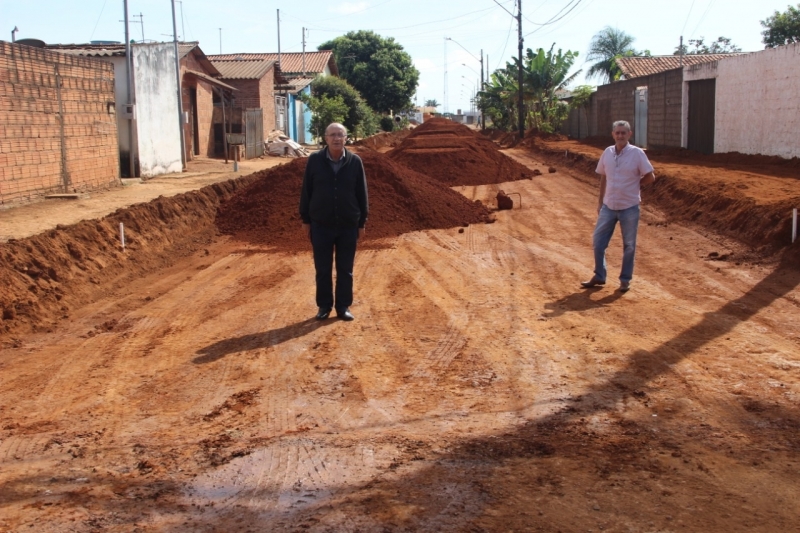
[193,318,334,364]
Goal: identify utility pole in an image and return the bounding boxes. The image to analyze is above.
[679,35,684,67]
[277,10,281,67]
[302,27,307,76]
[480,48,485,130]
[218,28,222,54]
[443,38,448,115]
[517,0,524,139]
[123,1,135,178]
[133,13,144,42]
[171,0,186,169]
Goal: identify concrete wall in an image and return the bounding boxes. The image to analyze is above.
[714,43,800,158]
[0,41,119,206]
[132,43,183,177]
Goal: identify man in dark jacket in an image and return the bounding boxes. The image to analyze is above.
[299,123,368,321]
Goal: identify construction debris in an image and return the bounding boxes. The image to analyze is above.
[265,130,310,158]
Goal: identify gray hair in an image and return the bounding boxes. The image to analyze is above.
[612,120,631,131]
[325,123,347,136]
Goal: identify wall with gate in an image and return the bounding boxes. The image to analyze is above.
[714,43,800,158]
[560,69,682,148]
[0,41,120,206]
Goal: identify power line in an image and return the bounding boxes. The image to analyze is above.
[690,0,718,38]
[681,0,697,36]
[524,0,584,36]
[89,0,109,41]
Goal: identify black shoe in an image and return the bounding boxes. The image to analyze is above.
[315,308,331,320]
[580,276,606,288]
[619,281,631,293]
[336,308,354,321]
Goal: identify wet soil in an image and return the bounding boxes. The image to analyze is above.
[1,129,799,532]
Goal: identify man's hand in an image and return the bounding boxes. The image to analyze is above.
[358,227,366,239]
[640,171,655,187]
[302,223,311,240]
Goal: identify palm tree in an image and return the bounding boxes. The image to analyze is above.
[522,44,581,131]
[424,99,440,108]
[586,27,636,84]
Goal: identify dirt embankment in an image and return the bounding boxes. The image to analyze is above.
[388,118,535,185]
[0,178,259,342]
[506,130,800,255]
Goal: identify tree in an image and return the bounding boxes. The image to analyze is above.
[424,99,440,108]
[586,27,637,84]
[761,3,800,48]
[521,45,581,132]
[297,93,349,143]
[674,36,741,55]
[319,31,420,114]
[306,75,373,139]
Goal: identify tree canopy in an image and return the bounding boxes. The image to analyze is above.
[319,30,420,114]
[299,75,379,140]
[673,36,741,55]
[585,27,638,84]
[761,3,800,48]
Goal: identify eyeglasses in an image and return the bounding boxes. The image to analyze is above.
[326,133,347,138]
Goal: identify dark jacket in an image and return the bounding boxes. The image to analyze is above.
[299,148,368,228]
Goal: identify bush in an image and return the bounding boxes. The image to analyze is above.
[379,116,395,132]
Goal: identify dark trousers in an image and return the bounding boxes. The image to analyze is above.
[311,222,359,311]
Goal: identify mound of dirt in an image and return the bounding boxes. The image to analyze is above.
[215,150,492,252]
[0,178,259,342]
[354,129,412,151]
[520,136,800,253]
[387,118,534,185]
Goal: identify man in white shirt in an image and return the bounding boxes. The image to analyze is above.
[581,120,655,293]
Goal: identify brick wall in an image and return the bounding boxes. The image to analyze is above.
[220,68,277,135]
[180,52,216,159]
[0,42,120,206]
[640,69,683,148]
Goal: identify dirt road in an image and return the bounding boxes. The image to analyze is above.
[1,141,799,531]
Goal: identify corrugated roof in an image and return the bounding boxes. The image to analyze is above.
[211,59,277,80]
[185,69,238,91]
[45,41,220,76]
[615,54,746,78]
[208,50,337,76]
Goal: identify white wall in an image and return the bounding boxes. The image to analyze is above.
[132,43,183,177]
[714,43,800,158]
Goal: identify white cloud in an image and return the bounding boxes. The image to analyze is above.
[329,2,370,15]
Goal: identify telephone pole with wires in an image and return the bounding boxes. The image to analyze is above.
[517,0,524,139]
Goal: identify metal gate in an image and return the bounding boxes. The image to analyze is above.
[634,86,648,148]
[688,79,715,154]
[244,108,264,160]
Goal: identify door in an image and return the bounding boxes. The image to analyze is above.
[244,108,264,160]
[296,99,306,144]
[688,79,715,154]
[634,86,648,148]
[190,88,200,156]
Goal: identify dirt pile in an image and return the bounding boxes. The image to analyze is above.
[215,149,492,252]
[388,118,534,185]
[0,178,259,342]
[354,129,411,151]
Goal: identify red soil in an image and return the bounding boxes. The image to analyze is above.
[388,118,534,185]
[214,150,492,252]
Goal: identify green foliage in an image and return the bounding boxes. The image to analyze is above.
[354,102,380,138]
[761,3,800,48]
[586,27,638,84]
[673,36,742,55]
[570,85,594,110]
[319,30,420,114]
[478,44,581,133]
[297,93,349,143]
[301,75,381,140]
[379,116,395,132]
[424,99,440,108]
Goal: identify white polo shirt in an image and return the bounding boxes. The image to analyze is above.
[596,143,654,211]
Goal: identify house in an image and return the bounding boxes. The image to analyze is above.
[47,41,235,176]
[0,41,119,206]
[209,51,338,144]
[206,56,288,158]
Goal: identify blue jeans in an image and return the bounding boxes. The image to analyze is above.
[592,204,640,283]
[311,222,359,311]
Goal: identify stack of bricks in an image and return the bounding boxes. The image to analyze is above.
[0,41,120,206]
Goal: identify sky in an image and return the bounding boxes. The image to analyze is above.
[2,0,791,114]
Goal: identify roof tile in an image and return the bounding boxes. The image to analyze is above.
[615,54,747,79]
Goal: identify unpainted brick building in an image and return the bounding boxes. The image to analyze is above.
[0,41,119,206]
